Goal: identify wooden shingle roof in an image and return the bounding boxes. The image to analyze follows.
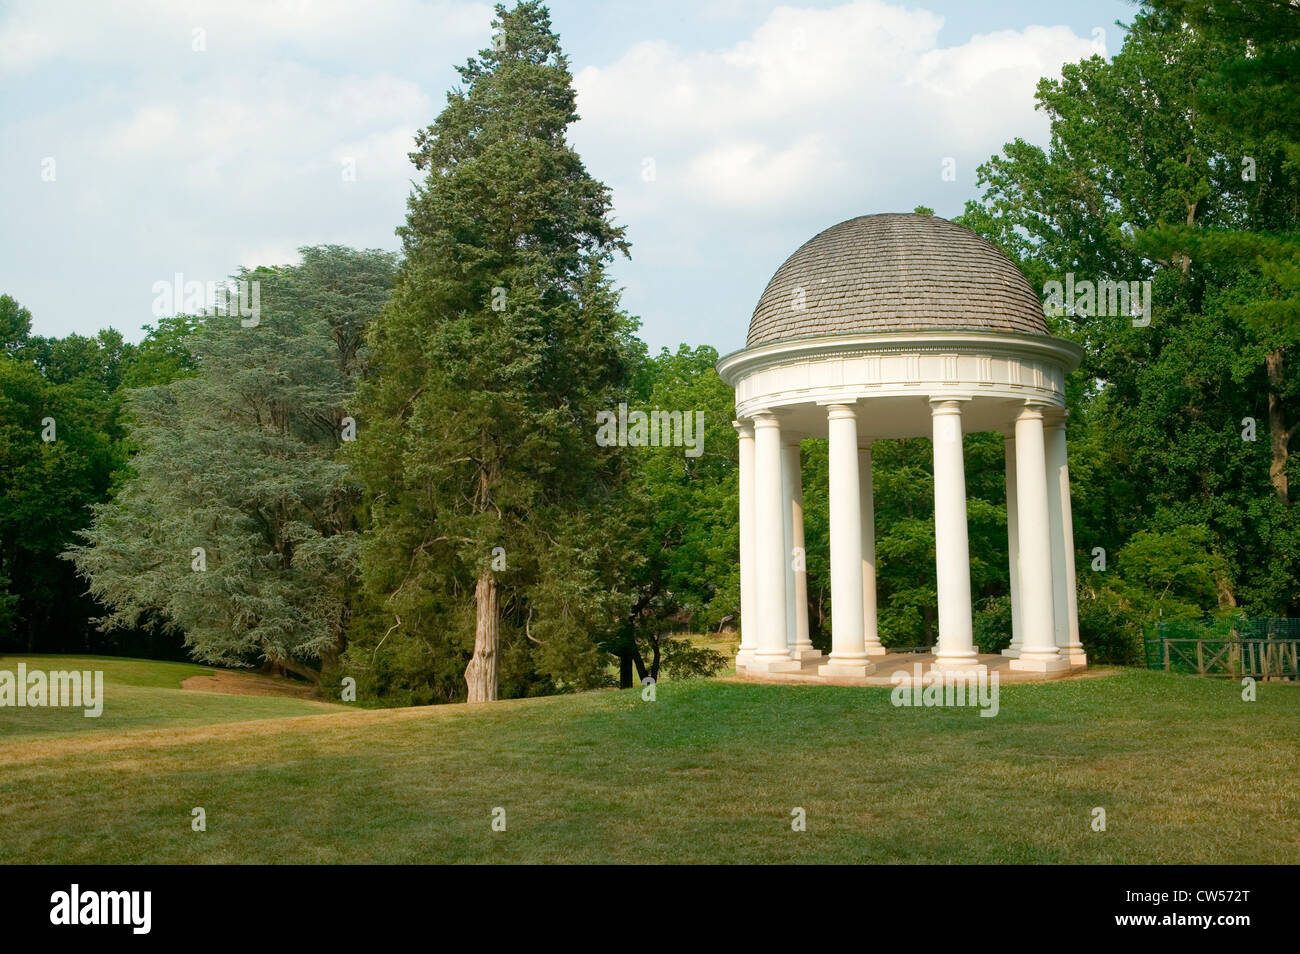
[747,213,1049,347]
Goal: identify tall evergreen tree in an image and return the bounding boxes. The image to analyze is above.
[349,2,639,702]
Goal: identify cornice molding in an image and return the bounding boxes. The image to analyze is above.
[716,330,1084,386]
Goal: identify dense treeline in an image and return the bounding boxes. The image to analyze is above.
[0,296,192,659]
[0,1,1294,700]
[962,0,1299,651]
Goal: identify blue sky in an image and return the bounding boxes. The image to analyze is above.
[0,0,1136,355]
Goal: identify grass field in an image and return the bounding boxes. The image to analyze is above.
[0,656,345,743]
[1,655,1297,864]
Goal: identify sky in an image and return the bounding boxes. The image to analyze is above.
[0,0,1138,356]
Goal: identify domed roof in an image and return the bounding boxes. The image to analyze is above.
[747,213,1049,347]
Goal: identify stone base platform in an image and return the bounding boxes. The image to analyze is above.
[734,652,1087,687]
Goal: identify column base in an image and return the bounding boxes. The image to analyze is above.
[1009,651,1070,673]
[1058,646,1088,667]
[747,654,806,674]
[818,655,875,678]
[735,649,756,670]
[864,642,888,657]
[1001,645,1022,658]
[790,646,824,663]
[930,658,987,675]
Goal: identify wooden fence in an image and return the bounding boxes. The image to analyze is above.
[1159,637,1300,679]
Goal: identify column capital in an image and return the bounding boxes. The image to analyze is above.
[1043,407,1070,430]
[825,403,858,421]
[732,419,754,437]
[928,396,970,414]
[752,411,782,430]
[1015,400,1053,422]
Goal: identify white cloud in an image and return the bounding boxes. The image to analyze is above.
[574,0,1097,214]
[0,0,490,74]
[0,0,482,340]
[575,1,944,134]
[907,25,1102,147]
[104,107,182,154]
[686,135,842,208]
[0,0,1114,352]
[0,22,55,71]
[85,66,432,239]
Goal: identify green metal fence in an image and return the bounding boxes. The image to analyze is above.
[1144,618,1300,678]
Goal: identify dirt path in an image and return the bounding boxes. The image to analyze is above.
[181,669,319,699]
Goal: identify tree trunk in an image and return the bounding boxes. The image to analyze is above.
[1266,349,1290,506]
[267,652,322,685]
[465,569,499,702]
[1182,192,1197,273]
[1215,570,1237,609]
[630,639,648,684]
[616,592,655,688]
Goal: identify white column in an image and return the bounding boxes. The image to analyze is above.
[1046,420,1087,666]
[734,421,757,669]
[1002,434,1023,658]
[929,399,984,673]
[820,404,874,677]
[1010,404,1069,672]
[781,444,795,654]
[783,441,817,662]
[750,413,794,672]
[859,442,885,656]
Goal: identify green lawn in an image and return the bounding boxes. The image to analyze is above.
[0,655,345,742]
[0,658,1296,863]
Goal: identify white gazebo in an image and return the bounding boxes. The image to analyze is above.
[719,213,1087,681]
